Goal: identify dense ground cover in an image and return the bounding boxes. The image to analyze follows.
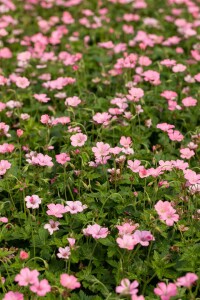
[0,0,200,299]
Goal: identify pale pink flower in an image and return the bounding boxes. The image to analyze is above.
[116,234,137,250]
[0,102,6,111]
[0,217,8,223]
[3,291,24,300]
[154,282,177,300]
[57,246,71,259]
[92,142,111,157]
[142,70,160,85]
[0,122,10,137]
[46,204,67,218]
[133,230,155,246]
[182,97,197,107]
[160,90,177,100]
[25,195,41,209]
[56,153,70,164]
[44,220,60,235]
[20,113,30,120]
[180,148,195,159]
[172,159,188,170]
[127,87,144,102]
[15,77,30,89]
[65,96,81,107]
[127,160,141,173]
[67,237,76,248]
[0,160,11,175]
[194,73,200,82]
[34,94,50,103]
[176,273,198,288]
[32,153,53,167]
[131,295,145,300]
[160,59,176,67]
[120,136,132,148]
[60,274,81,289]
[155,200,179,226]
[65,201,87,214]
[156,123,175,132]
[116,222,139,236]
[83,224,109,239]
[30,279,51,296]
[172,64,186,73]
[139,56,152,66]
[70,133,87,147]
[184,169,200,185]
[15,268,39,286]
[0,143,14,154]
[167,130,184,142]
[41,114,51,124]
[93,112,112,125]
[116,278,139,295]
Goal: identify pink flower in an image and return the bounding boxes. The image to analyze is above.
[93,112,112,125]
[116,234,137,250]
[194,73,200,82]
[57,246,71,259]
[131,295,145,300]
[182,97,197,107]
[92,142,111,157]
[15,77,30,89]
[172,64,186,73]
[3,291,24,300]
[160,59,176,67]
[65,201,87,214]
[83,224,109,239]
[19,251,29,260]
[0,160,11,175]
[56,153,70,164]
[15,268,39,286]
[31,153,53,167]
[0,217,8,223]
[60,274,81,289]
[160,90,177,100]
[0,122,10,137]
[17,129,23,137]
[176,273,198,288]
[25,195,42,209]
[30,279,51,296]
[0,143,14,154]
[70,133,87,147]
[44,220,60,235]
[154,282,177,300]
[127,87,144,102]
[46,204,67,218]
[67,237,76,248]
[120,136,132,148]
[142,70,160,85]
[34,94,50,103]
[41,114,51,125]
[168,130,184,142]
[116,222,139,236]
[155,200,179,226]
[180,148,195,159]
[133,230,155,246]
[65,96,81,107]
[184,169,200,185]
[116,278,139,295]
[127,160,141,173]
[156,123,175,132]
